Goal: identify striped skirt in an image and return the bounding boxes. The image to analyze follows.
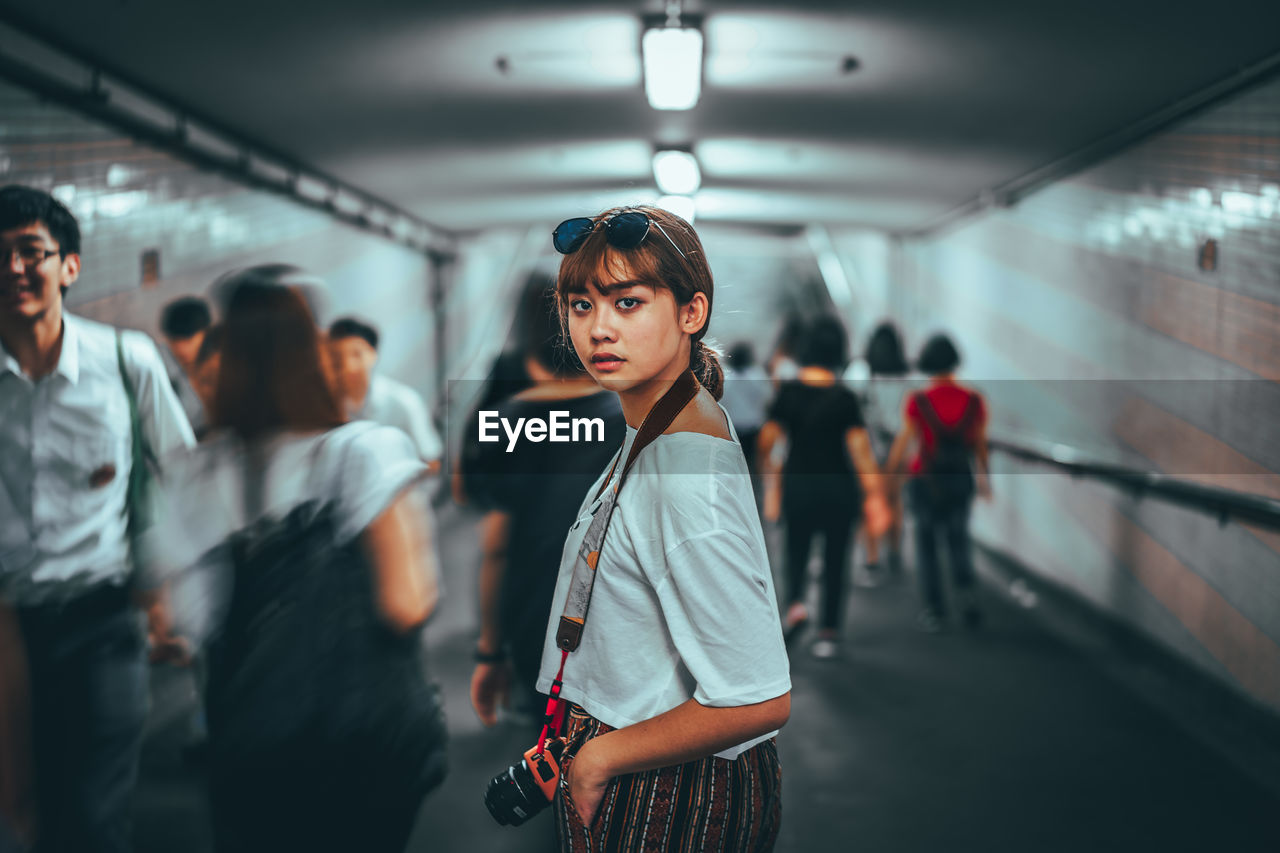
[554,704,782,852]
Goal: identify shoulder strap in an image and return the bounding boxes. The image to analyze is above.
[917,390,976,439]
[116,331,156,542]
[557,371,700,652]
[914,390,942,432]
[592,370,699,502]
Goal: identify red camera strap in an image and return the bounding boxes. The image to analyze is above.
[535,371,700,754]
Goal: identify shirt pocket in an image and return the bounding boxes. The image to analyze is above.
[49,433,129,515]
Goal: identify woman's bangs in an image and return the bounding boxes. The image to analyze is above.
[557,232,663,299]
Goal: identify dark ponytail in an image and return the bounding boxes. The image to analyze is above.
[691,339,724,401]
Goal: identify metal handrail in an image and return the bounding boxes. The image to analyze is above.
[874,425,1280,533]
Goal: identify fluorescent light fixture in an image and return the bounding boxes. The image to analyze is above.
[642,27,703,110]
[657,194,697,223]
[652,150,701,195]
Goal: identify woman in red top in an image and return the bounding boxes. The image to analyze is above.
[886,334,991,633]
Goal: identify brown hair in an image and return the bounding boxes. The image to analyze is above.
[211,264,344,439]
[555,204,723,399]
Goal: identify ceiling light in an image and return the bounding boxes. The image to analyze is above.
[642,26,703,110]
[652,150,701,195]
[656,195,697,223]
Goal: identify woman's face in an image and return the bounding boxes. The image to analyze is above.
[565,259,704,395]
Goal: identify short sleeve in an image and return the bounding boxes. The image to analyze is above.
[972,393,987,426]
[653,531,792,708]
[329,424,428,543]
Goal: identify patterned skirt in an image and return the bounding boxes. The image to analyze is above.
[554,704,782,852]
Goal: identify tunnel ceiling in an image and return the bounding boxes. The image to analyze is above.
[1,1,1278,233]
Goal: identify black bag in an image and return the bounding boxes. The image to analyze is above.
[204,431,447,798]
[915,392,978,506]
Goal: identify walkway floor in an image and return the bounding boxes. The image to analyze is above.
[135,501,1280,852]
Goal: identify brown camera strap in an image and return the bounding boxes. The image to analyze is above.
[555,370,700,652]
[536,370,700,751]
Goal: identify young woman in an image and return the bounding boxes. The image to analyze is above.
[757,315,889,659]
[886,333,991,633]
[537,206,791,852]
[150,266,445,853]
[859,320,914,580]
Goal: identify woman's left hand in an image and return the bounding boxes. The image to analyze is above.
[568,738,612,827]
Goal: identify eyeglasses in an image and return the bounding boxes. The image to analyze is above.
[552,211,687,260]
[3,246,60,267]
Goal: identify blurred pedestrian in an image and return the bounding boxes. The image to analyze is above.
[189,323,223,420]
[859,320,914,582]
[451,320,536,507]
[159,295,213,434]
[0,184,196,853]
[758,315,890,659]
[720,341,771,497]
[329,315,443,472]
[150,266,446,853]
[887,333,991,633]
[767,313,806,385]
[467,279,624,731]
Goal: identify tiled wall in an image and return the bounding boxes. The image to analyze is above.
[836,72,1280,714]
[0,78,442,406]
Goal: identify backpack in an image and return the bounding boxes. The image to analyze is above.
[203,429,447,797]
[915,391,978,505]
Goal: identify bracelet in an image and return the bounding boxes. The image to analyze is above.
[474,647,505,664]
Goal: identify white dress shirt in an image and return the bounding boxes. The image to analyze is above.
[0,314,195,604]
[352,374,442,463]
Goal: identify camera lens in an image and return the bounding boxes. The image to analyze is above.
[484,761,549,826]
[484,739,565,827]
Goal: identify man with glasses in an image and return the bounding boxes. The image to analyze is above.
[0,185,194,853]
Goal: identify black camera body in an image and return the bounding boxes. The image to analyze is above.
[484,738,566,826]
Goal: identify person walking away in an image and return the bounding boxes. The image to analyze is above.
[886,333,991,633]
[859,320,914,582]
[0,184,196,853]
[150,266,446,853]
[720,341,771,503]
[758,315,890,660]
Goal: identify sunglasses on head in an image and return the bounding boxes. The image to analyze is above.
[552,211,687,259]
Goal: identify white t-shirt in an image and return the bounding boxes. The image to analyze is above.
[354,375,442,463]
[147,422,427,643]
[536,417,791,760]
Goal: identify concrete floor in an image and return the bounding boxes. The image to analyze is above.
[134,500,1280,852]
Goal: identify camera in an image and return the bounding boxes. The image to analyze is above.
[484,738,566,826]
